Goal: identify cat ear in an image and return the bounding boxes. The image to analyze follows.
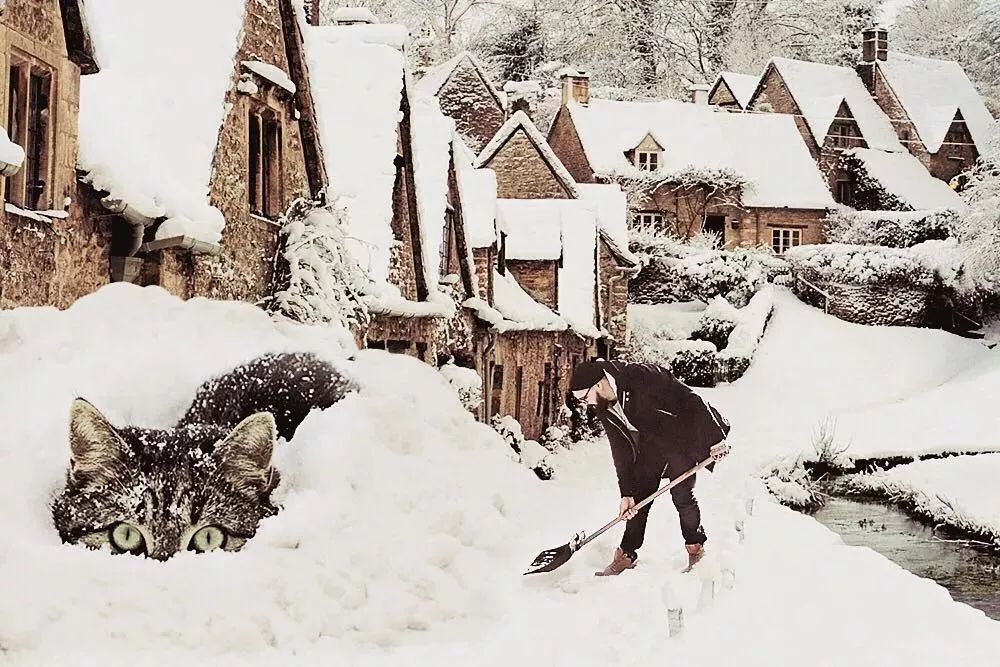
[68,399,128,487]
[214,412,277,495]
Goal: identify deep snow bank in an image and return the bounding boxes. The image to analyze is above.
[0,285,537,657]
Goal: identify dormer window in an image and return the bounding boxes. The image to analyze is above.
[830,121,859,149]
[637,150,660,171]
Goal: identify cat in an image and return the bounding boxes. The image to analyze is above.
[51,352,355,560]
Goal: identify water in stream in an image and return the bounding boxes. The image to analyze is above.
[810,498,1000,620]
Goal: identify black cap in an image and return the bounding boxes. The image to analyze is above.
[569,361,606,392]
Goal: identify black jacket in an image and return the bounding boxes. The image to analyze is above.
[591,361,730,498]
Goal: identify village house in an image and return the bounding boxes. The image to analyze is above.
[740,28,993,209]
[0,0,328,309]
[548,71,835,253]
[707,72,760,112]
[0,0,100,308]
[416,50,508,154]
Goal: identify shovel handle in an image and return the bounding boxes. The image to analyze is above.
[575,456,714,551]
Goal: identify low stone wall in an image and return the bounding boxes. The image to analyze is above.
[796,279,930,327]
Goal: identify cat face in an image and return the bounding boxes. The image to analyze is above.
[52,399,280,560]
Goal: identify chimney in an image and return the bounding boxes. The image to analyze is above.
[687,83,710,105]
[559,68,590,106]
[861,27,888,62]
[304,0,321,26]
[857,26,888,93]
[332,6,378,25]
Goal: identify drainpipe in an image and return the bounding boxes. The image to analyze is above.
[140,235,222,256]
[102,196,156,257]
[482,330,498,423]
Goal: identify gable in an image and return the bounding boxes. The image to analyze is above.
[635,133,663,152]
[709,79,739,107]
[439,57,505,113]
[483,128,572,199]
[2,0,99,73]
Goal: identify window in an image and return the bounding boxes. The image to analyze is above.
[636,150,660,171]
[248,109,282,217]
[490,364,504,417]
[514,366,524,421]
[771,228,801,254]
[829,122,857,149]
[539,362,552,425]
[836,180,854,206]
[385,339,410,354]
[6,54,54,209]
[703,215,726,242]
[634,212,663,227]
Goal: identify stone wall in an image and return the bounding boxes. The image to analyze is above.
[598,238,629,346]
[506,260,557,309]
[0,0,113,309]
[190,0,315,303]
[547,107,596,184]
[437,59,506,154]
[484,129,571,199]
[798,280,930,327]
[472,246,495,302]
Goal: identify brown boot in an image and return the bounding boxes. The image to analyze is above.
[683,544,705,572]
[595,548,637,576]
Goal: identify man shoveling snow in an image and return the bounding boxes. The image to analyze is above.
[569,361,731,576]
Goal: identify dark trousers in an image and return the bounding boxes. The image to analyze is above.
[620,472,706,557]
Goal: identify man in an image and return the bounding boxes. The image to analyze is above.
[569,360,731,576]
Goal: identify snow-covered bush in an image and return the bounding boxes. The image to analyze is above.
[825,209,958,248]
[439,361,483,413]
[785,243,934,288]
[810,418,853,474]
[490,415,553,480]
[691,297,740,350]
[270,199,370,330]
[761,455,825,511]
[838,151,912,211]
[667,347,719,387]
[954,154,1000,284]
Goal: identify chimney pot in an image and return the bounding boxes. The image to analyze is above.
[559,67,591,106]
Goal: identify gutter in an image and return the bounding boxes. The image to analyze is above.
[140,235,222,256]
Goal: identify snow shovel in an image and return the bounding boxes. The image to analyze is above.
[523,456,715,575]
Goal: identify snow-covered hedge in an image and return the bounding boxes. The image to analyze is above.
[439,361,483,413]
[825,209,957,248]
[491,415,553,480]
[785,244,934,288]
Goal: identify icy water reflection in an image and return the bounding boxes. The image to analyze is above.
[811,498,1000,620]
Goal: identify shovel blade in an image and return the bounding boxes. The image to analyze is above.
[523,542,574,575]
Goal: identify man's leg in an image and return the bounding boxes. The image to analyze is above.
[620,477,661,558]
[670,473,707,546]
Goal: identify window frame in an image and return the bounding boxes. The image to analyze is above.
[836,179,854,206]
[636,150,660,172]
[771,227,802,254]
[5,49,56,210]
[634,211,664,227]
[829,121,857,149]
[247,105,284,219]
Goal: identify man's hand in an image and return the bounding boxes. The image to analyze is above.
[619,496,638,521]
[710,441,731,462]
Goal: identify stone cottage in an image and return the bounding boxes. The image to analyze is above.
[548,71,835,253]
[416,51,507,154]
[0,0,100,308]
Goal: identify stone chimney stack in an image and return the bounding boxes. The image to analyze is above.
[687,83,710,105]
[857,26,888,93]
[305,0,321,26]
[560,68,591,106]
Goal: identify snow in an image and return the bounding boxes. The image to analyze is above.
[629,301,707,340]
[410,94,455,291]
[567,100,834,210]
[475,111,580,199]
[785,243,933,286]
[241,61,296,94]
[491,269,567,331]
[415,52,507,108]
[304,25,404,285]
[714,72,759,108]
[768,57,905,153]
[849,455,1000,543]
[496,199,566,260]
[79,0,246,244]
[0,124,24,168]
[577,183,638,264]
[310,23,411,50]
[880,51,998,155]
[455,163,498,249]
[4,286,1000,663]
[331,6,377,23]
[847,148,966,211]
[720,286,774,359]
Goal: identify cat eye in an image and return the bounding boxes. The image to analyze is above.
[189,526,227,553]
[109,522,146,555]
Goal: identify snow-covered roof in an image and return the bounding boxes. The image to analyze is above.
[712,72,759,108]
[415,51,507,109]
[410,94,455,291]
[491,269,567,332]
[567,99,834,210]
[577,183,638,265]
[878,52,997,155]
[305,23,405,285]
[78,0,248,244]
[496,199,600,337]
[476,110,580,198]
[767,57,904,152]
[309,22,410,49]
[331,6,377,23]
[455,165,498,249]
[847,148,966,211]
[0,125,25,170]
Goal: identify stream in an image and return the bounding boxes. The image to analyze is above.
[810,498,1000,620]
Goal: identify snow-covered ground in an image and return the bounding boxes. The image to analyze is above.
[1,285,999,665]
[847,454,1000,544]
